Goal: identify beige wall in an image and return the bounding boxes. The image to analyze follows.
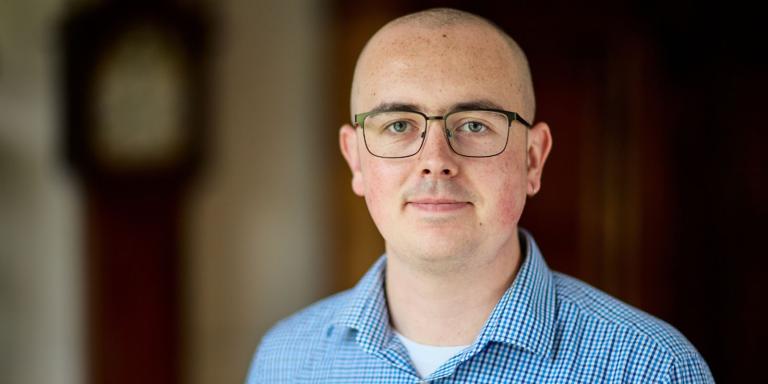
[1,0,330,383]
[186,0,330,383]
[0,1,84,384]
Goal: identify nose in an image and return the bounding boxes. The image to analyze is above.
[417,119,459,178]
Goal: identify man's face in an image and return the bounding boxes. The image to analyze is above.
[340,23,551,270]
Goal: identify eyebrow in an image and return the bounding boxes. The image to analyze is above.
[367,102,422,114]
[365,99,506,116]
[451,100,505,112]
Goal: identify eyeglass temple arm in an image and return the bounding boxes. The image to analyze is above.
[510,112,532,128]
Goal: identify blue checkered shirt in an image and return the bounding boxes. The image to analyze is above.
[246,230,714,383]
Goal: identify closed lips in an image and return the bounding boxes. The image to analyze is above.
[407,199,471,211]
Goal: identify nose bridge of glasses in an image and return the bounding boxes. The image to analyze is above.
[418,115,456,157]
[421,115,450,138]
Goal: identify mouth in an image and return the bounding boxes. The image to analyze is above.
[405,198,472,212]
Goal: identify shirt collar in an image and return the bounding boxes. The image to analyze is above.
[328,229,556,358]
[475,229,556,357]
[330,255,391,355]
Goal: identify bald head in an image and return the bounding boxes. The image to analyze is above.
[339,9,554,270]
[351,8,535,121]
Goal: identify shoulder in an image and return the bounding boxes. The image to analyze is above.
[245,290,353,383]
[551,272,714,383]
[552,272,689,355]
[264,289,352,342]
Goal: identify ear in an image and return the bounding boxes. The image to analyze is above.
[526,121,553,196]
[339,123,365,196]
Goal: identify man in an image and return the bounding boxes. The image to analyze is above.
[247,8,713,383]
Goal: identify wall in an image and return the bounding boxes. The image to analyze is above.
[185,0,330,383]
[0,1,83,383]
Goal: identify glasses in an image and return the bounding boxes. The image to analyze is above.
[353,108,531,158]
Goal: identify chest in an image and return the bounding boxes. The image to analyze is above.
[290,339,668,383]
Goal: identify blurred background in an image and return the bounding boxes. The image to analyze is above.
[1,0,765,383]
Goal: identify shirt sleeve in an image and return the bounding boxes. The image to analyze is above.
[244,341,266,384]
[243,324,284,384]
[665,352,716,384]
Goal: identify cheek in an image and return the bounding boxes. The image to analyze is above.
[364,190,390,230]
[481,158,528,228]
[361,158,407,227]
[496,181,526,227]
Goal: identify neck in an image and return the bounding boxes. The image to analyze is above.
[385,232,522,346]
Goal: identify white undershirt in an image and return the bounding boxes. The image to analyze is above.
[394,331,470,379]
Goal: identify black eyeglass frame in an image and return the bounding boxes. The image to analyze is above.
[353,108,532,159]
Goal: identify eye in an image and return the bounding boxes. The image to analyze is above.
[386,121,411,133]
[459,121,487,133]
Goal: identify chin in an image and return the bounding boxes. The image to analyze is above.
[408,249,472,274]
[390,233,478,269]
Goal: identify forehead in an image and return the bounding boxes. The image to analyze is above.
[352,23,523,114]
